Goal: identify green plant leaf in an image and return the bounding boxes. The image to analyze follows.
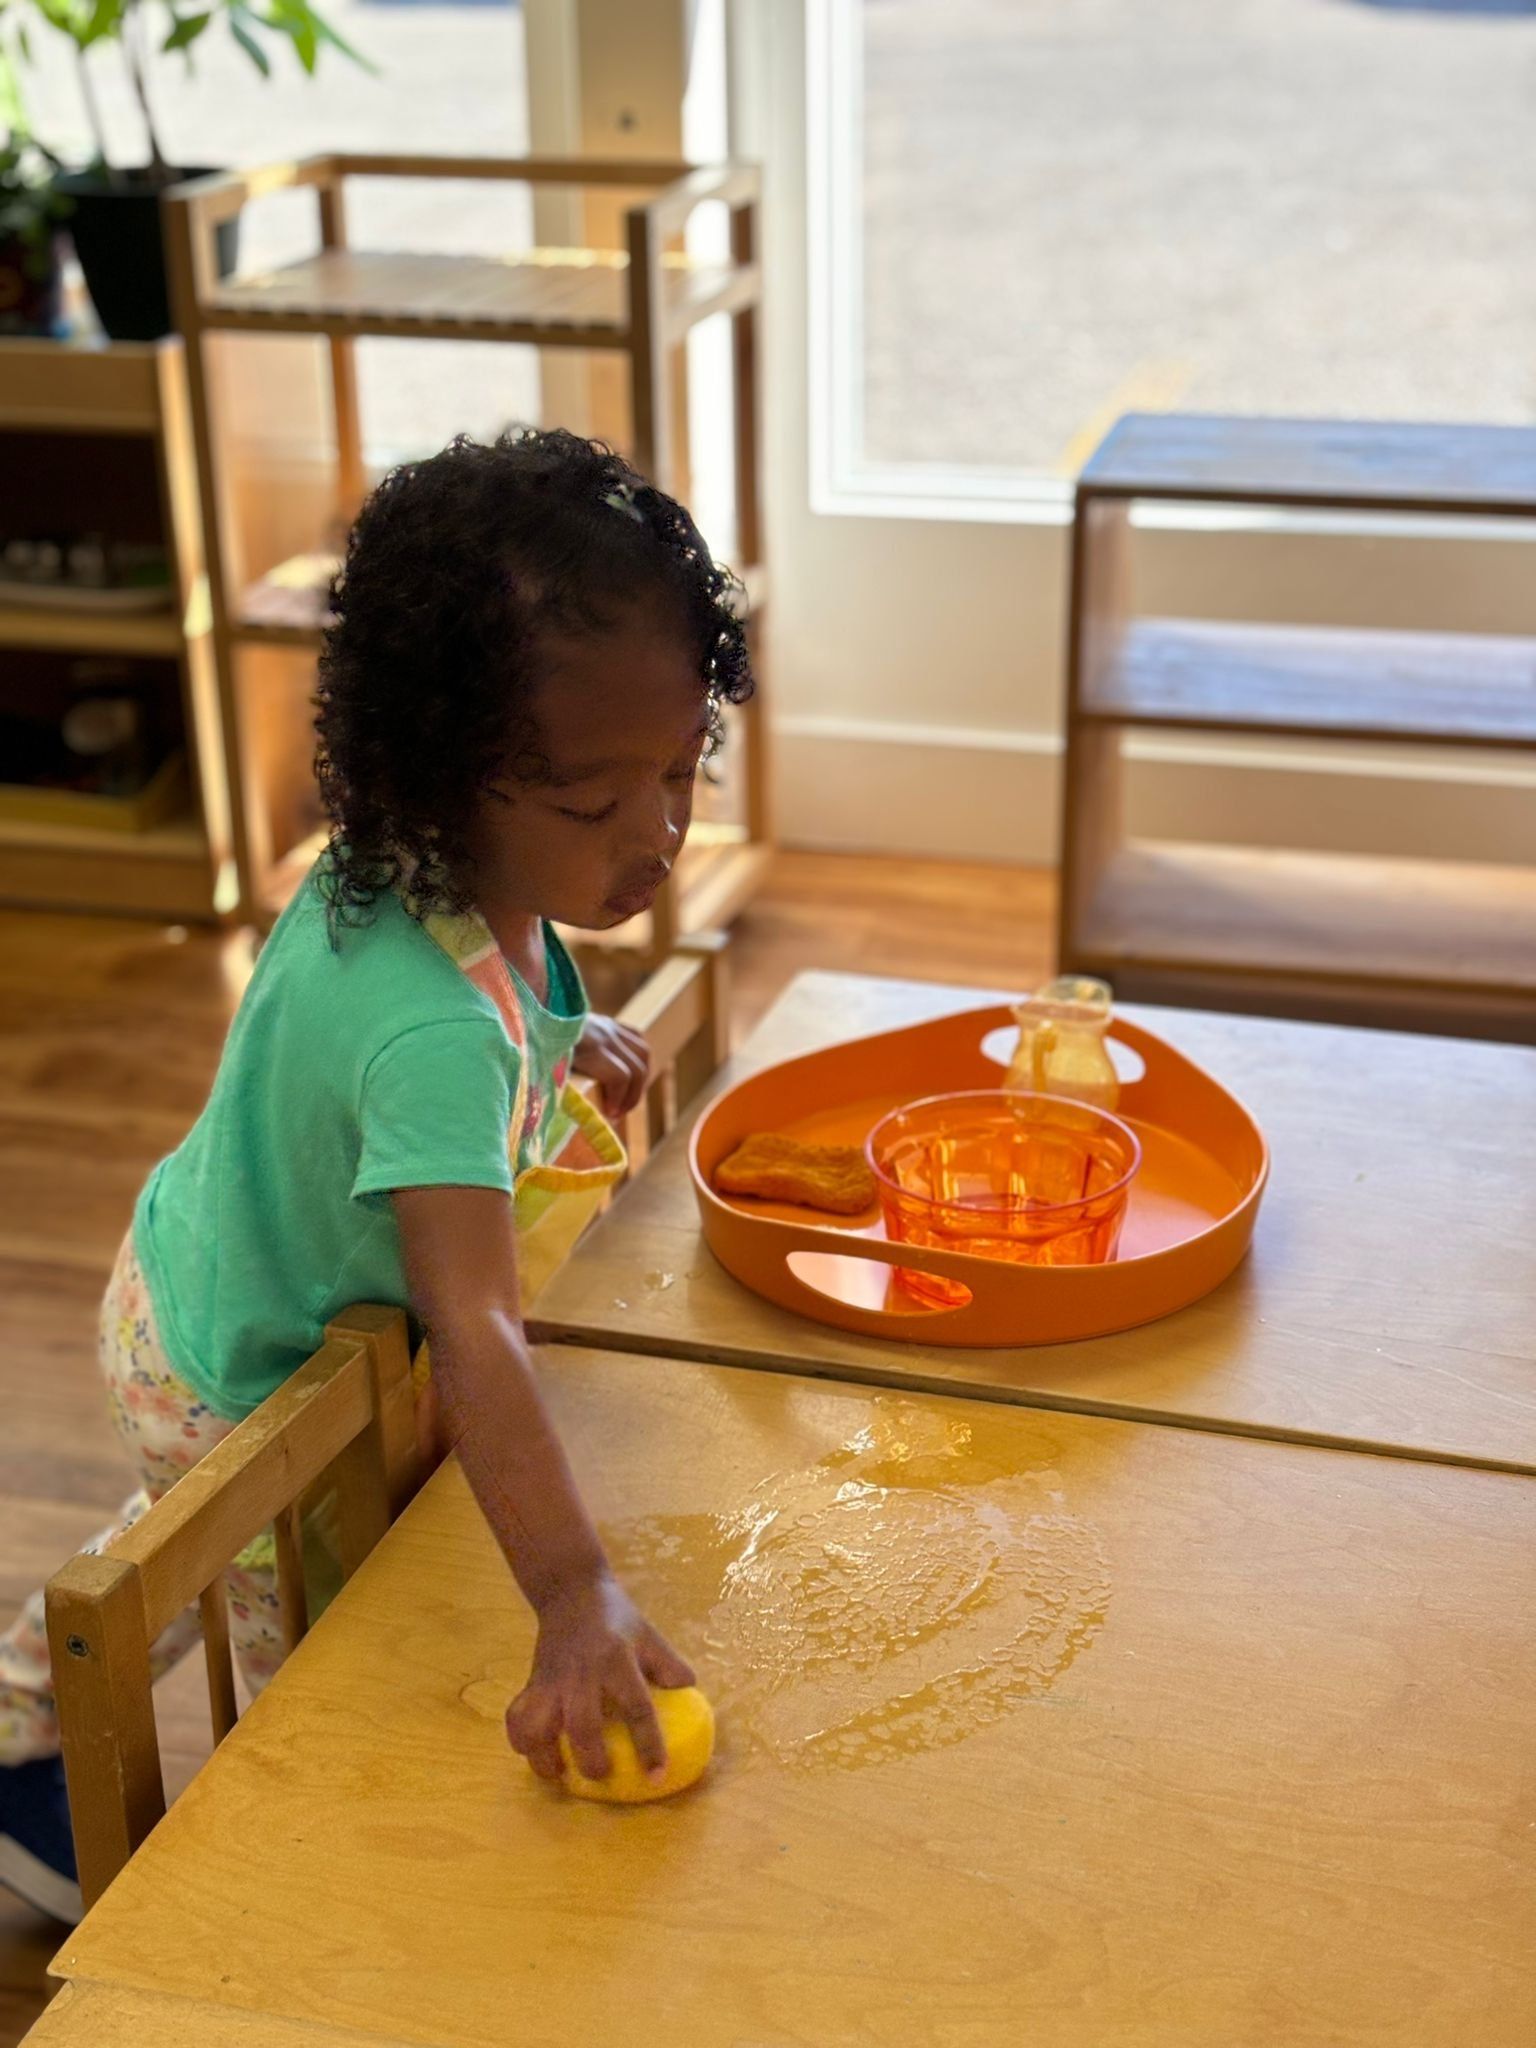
[260,0,368,73]
[259,0,313,70]
[161,7,208,52]
[80,0,121,50]
[227,6,269,75]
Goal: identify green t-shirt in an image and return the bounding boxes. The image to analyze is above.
[134,868,587,1420]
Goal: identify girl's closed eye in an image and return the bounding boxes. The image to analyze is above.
[559,751,699,820]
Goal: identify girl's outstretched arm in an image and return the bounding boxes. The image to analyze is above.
[393,1183,694,1781]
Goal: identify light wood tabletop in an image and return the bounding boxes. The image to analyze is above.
[54,1346,1536,2048]
[530,972,1536,1474]
[22,1981,424,2046]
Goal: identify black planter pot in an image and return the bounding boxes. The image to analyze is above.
[54,168,239,342]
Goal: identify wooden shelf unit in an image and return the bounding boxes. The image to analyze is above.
[0,339,230,921]
[0,604,189,661]
[1060,413,1536,1043]
[165,154,771,947]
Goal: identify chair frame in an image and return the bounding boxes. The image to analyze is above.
[46,1308,417,1911]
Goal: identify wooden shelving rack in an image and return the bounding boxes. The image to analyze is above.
[165,154,770,948]
[0,339,230,920]
[1064,419,1536,1056]
[1059,413,1536,1043]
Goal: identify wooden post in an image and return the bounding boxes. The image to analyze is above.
[730,200,761,569]
[46,1554,163,1911]
[152,338,234,899]
[674,929,732,1112]
[1058,493,1131,967]
[317,178,366,524]
[325,1305,422,1520]
[626,200,668,486]
[163,192,260,925]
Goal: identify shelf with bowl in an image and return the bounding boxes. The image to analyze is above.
[0,337,231,920]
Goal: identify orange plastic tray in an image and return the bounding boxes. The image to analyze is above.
[689,1007,1269,1347]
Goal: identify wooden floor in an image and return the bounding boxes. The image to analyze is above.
[0,848,1055,2044]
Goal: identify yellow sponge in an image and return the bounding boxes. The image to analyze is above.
[556,1685,715,1804]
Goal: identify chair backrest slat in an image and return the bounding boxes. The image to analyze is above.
[272,1500,309,1655]
[198,1582,239,1744]
[105,1340,371,1643]
[48,1310,415,1910]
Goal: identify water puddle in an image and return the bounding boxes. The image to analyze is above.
[607,1403,1110,1773]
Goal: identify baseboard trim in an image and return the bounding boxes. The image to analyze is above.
[773,716,1536,867]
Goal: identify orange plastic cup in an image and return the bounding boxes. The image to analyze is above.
[866,1090,1143,1307]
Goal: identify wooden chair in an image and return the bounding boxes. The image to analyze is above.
[45,1307,418,1912]
[610,929,732,1177]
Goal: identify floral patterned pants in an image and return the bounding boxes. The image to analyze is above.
[0,1232,293,1766]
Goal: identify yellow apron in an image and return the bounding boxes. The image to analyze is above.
[409,906,627,1391]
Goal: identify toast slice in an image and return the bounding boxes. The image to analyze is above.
[714,1132,877,1217]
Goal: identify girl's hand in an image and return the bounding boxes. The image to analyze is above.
[573,1014,651,1118]
[506,1570,696,1781]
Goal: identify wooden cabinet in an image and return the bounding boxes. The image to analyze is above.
[1059,414,1536,1042]
[0,339,231,920]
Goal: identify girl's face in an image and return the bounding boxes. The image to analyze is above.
[468,607,711,930]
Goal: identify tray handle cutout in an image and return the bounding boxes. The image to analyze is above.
[785,1243,973,1320]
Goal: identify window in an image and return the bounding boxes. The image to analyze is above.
[815,0,1536,501]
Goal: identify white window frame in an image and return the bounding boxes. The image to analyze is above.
[805,0,1070,526]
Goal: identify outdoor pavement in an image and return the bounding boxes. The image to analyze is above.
[19,0,1535,477]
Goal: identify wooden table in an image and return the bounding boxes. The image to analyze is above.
[23,1982,420,2046]
[53,1346,1536,2047]
[530,972,1536,1474]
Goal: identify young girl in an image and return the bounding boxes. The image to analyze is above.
[0,429,753,1923]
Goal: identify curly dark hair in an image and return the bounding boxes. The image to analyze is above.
[313,427,753,921]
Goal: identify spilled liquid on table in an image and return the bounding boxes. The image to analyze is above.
[464,1400,1109,1772]
[614,1404,1110,1771]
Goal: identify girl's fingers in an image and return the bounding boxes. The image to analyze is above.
[506,1689,563,1780]
[619,1052,648,1115]
[603,1045,647,1117]
[563,1693,612,1782]
[637,1625,696,1692]
[608,1657,668,1775]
